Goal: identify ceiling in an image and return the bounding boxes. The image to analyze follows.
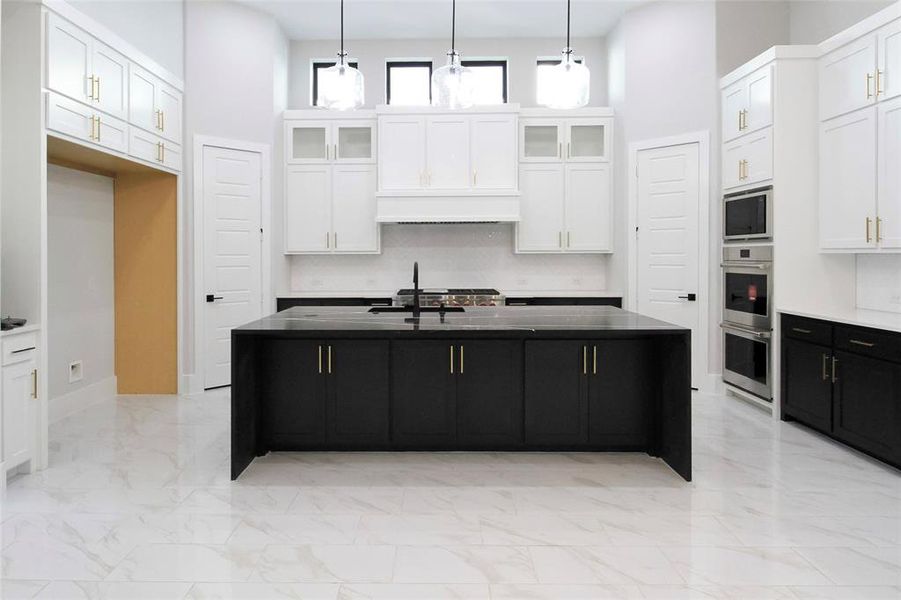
[235,0,646,40]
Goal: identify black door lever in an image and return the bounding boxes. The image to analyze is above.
[206,294,224,303]
[678,293,697,301]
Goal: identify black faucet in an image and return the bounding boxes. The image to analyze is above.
[412,261,421,319]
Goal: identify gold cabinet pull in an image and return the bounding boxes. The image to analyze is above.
[793,327,812,334]
[32,369,38,399]
[326,232,330,248]
[583,346,588,375]
[567,231,571,247]
[876,217,882,243]
[867,72,875,99]
[333,232,337,248]
[95,116,101,142]
[866,217,873,243]
[160,142,165,163]
[558,142,562,158]
[318,345,323,373]
[849,339,876,348]
[822,353,829,381]
[450,345,454,374]
[473,170,477,186]
[161,109,165,131]
[95,76,100,102]
[738,160,743,181]
[737,110,743,131]
[328,345,332,374]
[459,345,464,374]
[876,70,884,96]
[558,231,562,248]
[831,357,838,383]
[87,75,95,100]
[593,345,597,375]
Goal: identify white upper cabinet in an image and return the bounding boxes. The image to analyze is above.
[334,121,375,163]
[819,107,878,250]
[286,165,332,253]
[520,120,564,163]
[565,120,610,162]
[471,114,517,189]
[378,115,427,190]
[722,127,773,190]
[565,163,612,252]
[820,34,878,121]
[332,165,379,252]
[721,65,772,142]
[288,121,332,163]
[426,115,470,189]
[91,40,129,120]
[46,13,92,104]
[128,65,182,144]
[517,164,566,252]
[128,128,182,172]
[878,19,901,102]
[877,96,901,248]
[46,91,127,154]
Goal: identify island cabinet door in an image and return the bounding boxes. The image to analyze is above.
[781,337,833,433]
[524,341,589,446]
[456,340,524,447]
[588,340,654,449]
[261,340,327,448]
[325,340,390,447]
[391,341,457,447]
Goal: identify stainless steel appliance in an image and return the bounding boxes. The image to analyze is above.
[724,186,773,242]
[395,288,504,308]
[721,245,773,401]
[722,245,773,330]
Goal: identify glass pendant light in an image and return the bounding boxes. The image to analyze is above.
[319,0,364,110]
[540,0,590,109]
[431,0,475,109]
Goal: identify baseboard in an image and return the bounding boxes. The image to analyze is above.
[182,373,204,395]
[697,372,724,395]
[49,376,117,424]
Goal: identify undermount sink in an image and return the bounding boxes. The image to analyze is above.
[368,306,466,314]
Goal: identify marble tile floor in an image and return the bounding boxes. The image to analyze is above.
[3,388,901,599]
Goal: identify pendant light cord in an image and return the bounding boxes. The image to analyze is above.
[566,0,571,50]
[451,0,456,53]
[340,0,345,63]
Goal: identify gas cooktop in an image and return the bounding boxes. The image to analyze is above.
[394,288,504,307]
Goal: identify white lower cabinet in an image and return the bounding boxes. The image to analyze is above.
[2,332,38,475]
[516,163,611,254]
[285,164,379,254]
[722,127,773,190]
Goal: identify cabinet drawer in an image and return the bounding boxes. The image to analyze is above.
[782,314,832,346]
[2,332,38,366]
[835,325,901,362]
[129,129,182,171]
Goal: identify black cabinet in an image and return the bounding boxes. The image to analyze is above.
[392,340,523,448]
[261,339,389,449]
[524,341,589,446]
[781,337,833,432]
[833,350,901,461]
[391,341,458,447]
[781,313,901,469]
[261,340,326,448]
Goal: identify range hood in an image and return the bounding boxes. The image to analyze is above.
[375,190,521,224]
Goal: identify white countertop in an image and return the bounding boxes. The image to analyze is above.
[1,323,40,338]
[779,307,901,334]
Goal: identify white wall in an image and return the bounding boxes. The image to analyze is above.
[66,0,184,79]
[289,225,609,294]
[288,36,608,108]
[789,0,896,44]
[183,0,288,378]
[858,255,901,313]
[606,0,721,375]
[46,165,115,401]
[716,0,791,76]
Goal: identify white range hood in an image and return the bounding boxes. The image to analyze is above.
[375,190,521,224]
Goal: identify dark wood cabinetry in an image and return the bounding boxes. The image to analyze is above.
[391,341,457,447]
[327,341,390,447]
[456,340,523,447]
[261,340,327,448]
[524,341,589,446]
[590,340,654,448]
[781,313,901,469]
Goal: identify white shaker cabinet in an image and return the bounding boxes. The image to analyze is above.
[90,40,129,120]
[46,92,128,154]
[470,114,517,190]
[819,107,878,250]
[2,330,39,475]
[285,165,332,253]
[128,65,182,144]
[565,120,611,162]
[878,19,901,102]
[378,115,426,190]
[565,164,612,252]
[128,128,182,172]
[426,115,470,189]
[820,34,878,121]
[877,96,901,248]
[722,65,773,142]
[722,127,773,190]
[332,165,379,252]
[517,164,566,252]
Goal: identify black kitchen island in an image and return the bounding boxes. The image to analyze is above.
[231,305,692,481]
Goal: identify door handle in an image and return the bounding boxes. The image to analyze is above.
[11,347,36,354]
[206,294,223,302]
[32,369,38,399]
[831,356,838,383]
[583,346,588,375]
[459,345,464,374]
[677,293,697,301]
[867,72,875,99]
[318,345,323,374]
[822,353,829,381]
[328,345,332,374]
[593,345,597,375]
[450,345,455,374]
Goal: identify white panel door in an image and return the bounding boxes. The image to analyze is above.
[3,360,35,470]
[129,65,159,134]
[722,80,747,143]
[820,107,878,250]
[46,13,92,104]
[203,146,263,389]
[91,39,129,120]
[820,35,878,121]
[470,114,516,190]
[378,116,425,189]
[564,163,611,252]
[878,96,901,249]
[516,164,565,252]
[332,164,378,253]
[426,115,470,189]
[156,82,183,144]
[285,165,332,253]
[636,143,701,387]
[46,92,95,143]
[746,65,773,133]
[878,19,901,102]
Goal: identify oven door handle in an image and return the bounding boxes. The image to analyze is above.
[720,262,771,269]
[720,322,772,339]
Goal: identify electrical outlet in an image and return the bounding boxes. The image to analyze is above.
[68,360,83,383]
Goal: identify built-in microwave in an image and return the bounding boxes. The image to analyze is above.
[724,186,773,241]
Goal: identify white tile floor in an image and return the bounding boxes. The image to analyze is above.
[3,389,901,599]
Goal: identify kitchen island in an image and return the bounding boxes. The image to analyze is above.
[231,306,692,481]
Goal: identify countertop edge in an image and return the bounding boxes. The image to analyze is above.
[778,308,901,335]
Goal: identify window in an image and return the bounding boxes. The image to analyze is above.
[312,60,359,107]
[536,57,584,106]
[386,61,432,106]
[461,59,507,105]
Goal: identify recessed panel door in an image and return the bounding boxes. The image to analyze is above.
[2,360,36,470]
[91,39,129,120]
[203,146,263,389]
[426,116,470,189]
[524,341,589,446]
[378,116,426,189]
[722,80,747,143]
[261,340,326,448]
[327,341,390,447]
[564,163,611,252]
[332,164,378,253]
[589,340,653,448]
[516,164,565,252]
[46,13,92,104]
[285,165,332,253]
[781,338,833,432]
[156,82,183,144]
[820,34,878,121]
[129,65,159,134]
[878,96,901,248]
[391,341,457,447]
[878,19,901,102]
[470,114,516,189]
[456,340,523,446]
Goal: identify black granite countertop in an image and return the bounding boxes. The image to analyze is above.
[234,306,687,338]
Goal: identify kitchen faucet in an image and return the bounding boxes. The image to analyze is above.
[412,261,421,319]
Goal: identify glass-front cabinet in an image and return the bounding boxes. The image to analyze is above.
[287,119,376,164]
[566,120,608,161]
[521,120,564,162]
[520,115,611,163]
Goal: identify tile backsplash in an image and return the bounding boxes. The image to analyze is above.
[288,224,610,294]
[857,254,901,313]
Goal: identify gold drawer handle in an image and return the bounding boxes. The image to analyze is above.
[849,339,875,348]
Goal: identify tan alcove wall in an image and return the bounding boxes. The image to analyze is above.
[47,137,177,394]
